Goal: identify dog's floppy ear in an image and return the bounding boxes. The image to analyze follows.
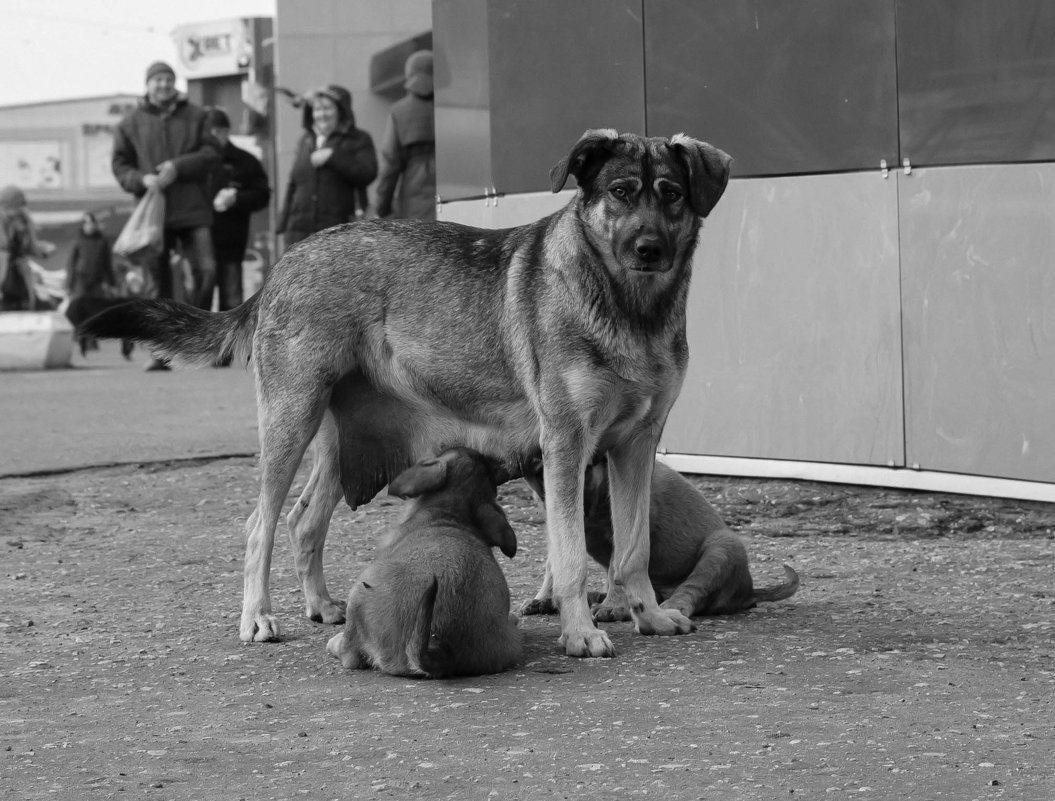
[476,501,517,558]
[669,134,733,217]
[550,128,621,192]
[388,457,448,499]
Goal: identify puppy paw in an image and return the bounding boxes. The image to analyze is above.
[659,598,696,619]
[591,602,632,623]
[560,627,616,658]
[240,613,281,643]
[520,597,559,616]
[633,607,696,636]
[325,633,344,659]
[307,598,347,625]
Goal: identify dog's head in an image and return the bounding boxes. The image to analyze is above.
[550,129,732,276]
[388,447,518,558]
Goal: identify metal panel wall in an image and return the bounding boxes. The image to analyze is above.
[434,0,493,200]
[897,0,1055,167]
[488,0,646,194]
[900,164,1055,482]
[644,0,898,177]
[660,173,904,466]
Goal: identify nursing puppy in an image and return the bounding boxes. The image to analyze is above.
[327,448,522,677]
[524,460,799,618]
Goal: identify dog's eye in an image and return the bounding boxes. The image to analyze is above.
[609,186,629,201]
[661,187,682,203]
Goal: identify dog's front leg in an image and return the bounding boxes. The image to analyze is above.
[606,432,695,636]
[543,446,616,658]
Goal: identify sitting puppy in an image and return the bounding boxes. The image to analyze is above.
[523,460,799,619]
[327,447,522,677]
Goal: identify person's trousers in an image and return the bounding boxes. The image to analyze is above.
[213,247,245,311]
[154,226,216,309]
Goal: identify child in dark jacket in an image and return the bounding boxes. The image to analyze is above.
[65,211,124,358]
[66,212,117,302]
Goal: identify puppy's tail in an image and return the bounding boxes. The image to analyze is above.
[408,576,452,678]
[752,564,800,604]
[77,294,259,367]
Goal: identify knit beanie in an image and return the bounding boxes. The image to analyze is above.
[145,61,176,83]
[404,50,433,97]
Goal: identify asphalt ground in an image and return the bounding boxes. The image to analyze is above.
[1,340,258,477]
[2,339,1053,800]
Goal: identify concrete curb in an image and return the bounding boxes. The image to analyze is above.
[0,311,73,370]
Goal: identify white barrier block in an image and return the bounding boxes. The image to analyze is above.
[0,311,73,370]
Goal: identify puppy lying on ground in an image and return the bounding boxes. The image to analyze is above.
[327,447,522,677]
[523,460,799,619]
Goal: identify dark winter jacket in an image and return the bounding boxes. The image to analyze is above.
[279,121,378,237]
[111,94,220,229]
[374,92,435,220]
[66,231,116,299]
[209,141,271,254]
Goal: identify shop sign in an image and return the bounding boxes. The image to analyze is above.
[172,18,253,79]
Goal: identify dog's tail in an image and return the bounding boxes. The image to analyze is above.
[408,576,453,678]
[77,294,259,367]
[752,564,800,604]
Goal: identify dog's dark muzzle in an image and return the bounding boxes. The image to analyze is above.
[629,233,674,273]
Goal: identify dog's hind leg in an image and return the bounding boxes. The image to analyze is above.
[286,412,346,624]
[241,376,331,643]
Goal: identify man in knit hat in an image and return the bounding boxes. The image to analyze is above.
[112,60,220,370]
[372,50,436,220]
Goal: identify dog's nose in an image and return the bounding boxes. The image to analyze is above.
[634,235,664,263]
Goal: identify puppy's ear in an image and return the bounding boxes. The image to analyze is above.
[550,128,621,192]
[388,457,448,499]
[487,456,513,486]
[668,134,733,217]
[476,501,518,558]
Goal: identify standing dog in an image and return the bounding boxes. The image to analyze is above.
[327,447,521,677]
[79,129,732,658]
[523,460,799,618]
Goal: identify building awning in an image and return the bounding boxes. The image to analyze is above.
[369,31,432,99]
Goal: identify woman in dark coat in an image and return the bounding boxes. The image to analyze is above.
[278,85,378,249]
[66,212,117,301]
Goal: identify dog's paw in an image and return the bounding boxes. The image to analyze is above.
[307,599,347,625]
[240,613,281,643]
[633,607,696,636]
[520,597,559,616]
[559,627,616,658]
[590,602,632,623]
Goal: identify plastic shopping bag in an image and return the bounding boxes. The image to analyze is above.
[113,188,165,260]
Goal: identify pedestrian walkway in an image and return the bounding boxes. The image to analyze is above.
[0,341,258,476]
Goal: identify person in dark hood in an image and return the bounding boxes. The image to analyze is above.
[373,50,436,221]
[111,60,221,369]
[0,185,54,311]
[278,84,378,250]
